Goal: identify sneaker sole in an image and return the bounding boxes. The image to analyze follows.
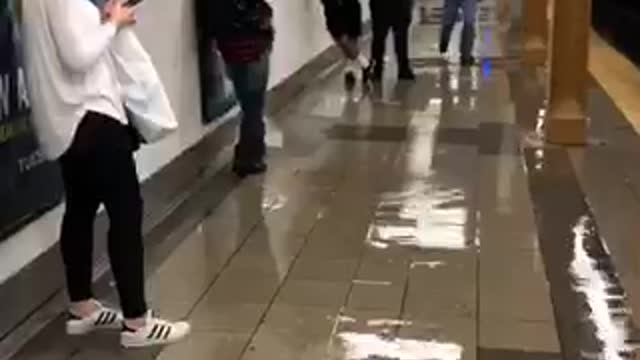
[121,332,190,348]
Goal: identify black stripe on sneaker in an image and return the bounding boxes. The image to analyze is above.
[155,325,166,340]
[159,325,170,340]
[95,312,106,326]
[105,312,115,324]
[148,324,159,340]
[104,312,113,325]
[163,326,172,340]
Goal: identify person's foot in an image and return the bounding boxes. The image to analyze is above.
[460,56,477,67]
[121,312,191,348]
[371,64,383,82]
[362,65,372,85]
[233,161,267,177]
[398,67,416,81]
[66,302,123,335]
[344,70,357,89]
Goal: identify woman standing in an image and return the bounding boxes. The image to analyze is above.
[21,0,190,347]
[208,0,274,177]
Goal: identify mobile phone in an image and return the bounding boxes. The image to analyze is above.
[125,0,143,7]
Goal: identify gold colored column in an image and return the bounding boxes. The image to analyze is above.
[545,0,591,145]
[523,0,548,65]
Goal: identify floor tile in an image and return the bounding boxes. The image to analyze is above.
[347,282,406,312]
[479,319,561,353]
[261,304,338,336]
[199,273,280,306]
[288,259,359,282]
[155,332,250,360]
[241,327,330,360]
[189,303,268,333]
[275,280,351,308]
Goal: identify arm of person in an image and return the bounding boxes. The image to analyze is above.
[45,0,118,73]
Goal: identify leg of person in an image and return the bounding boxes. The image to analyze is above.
[59,117,123,336]
[228,54,270,177]
[342,0,371,82]
[341,0,362,60]
[440,0,460,54]
[88,114,189,347]
[338,4,360,91]
[370,0,391,80]
[321,0,349,57]
[460,0,478,65]
[394,1,415,80]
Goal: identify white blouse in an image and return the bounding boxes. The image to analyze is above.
[22,0,127,160]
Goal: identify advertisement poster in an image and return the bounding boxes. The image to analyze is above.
[195,0,237,125]
[0,1,63,240]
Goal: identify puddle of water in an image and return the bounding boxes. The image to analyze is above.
[411,261,446,269]
[261,189,287,213]
[570,215,637,359]
[366,319,414,328]
[352,280,393,286]
[335,333,463,360]
[366,184,469,250]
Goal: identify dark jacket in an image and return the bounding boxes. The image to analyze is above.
[200,0,274,41]
[197,0,274,63]
[370,0,413,24]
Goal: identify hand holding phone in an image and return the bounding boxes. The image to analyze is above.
[105,0,137,28]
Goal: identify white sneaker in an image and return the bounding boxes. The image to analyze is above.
[120,312,191,348]
[66,303,123,335]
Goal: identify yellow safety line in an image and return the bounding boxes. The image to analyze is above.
[589,30,640,135]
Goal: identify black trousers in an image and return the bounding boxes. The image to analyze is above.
[59,112,147,319]
[370,0,413,70]
[320,0,363,39]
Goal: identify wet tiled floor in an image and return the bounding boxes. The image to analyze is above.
[8,2,640,359]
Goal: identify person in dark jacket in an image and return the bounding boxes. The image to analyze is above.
[200,0,274,177]
[369,0,415,81]
[320,0,370,87]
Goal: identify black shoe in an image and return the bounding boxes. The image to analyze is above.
[398,67,416,81]
[362,65,372,84]
[369,60,383,82]
[344,71,357,89]
[232,161,267,177]
[371,67,383,82]
[460,56,477,67]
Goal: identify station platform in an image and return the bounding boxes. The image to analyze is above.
[5,2,640,359]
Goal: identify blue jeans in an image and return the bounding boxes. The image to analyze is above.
[226,53,270,164]
[440,0,478,59]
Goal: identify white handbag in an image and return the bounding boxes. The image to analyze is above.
[110,29,178,144]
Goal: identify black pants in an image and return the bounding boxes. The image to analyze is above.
[59,112,147,319]
[370,0,413,71]
[321,0,363,39]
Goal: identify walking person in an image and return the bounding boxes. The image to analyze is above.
[439,0,479,66]
[369,0,415,81]
[320,0,371,88]
[208,0,274,177]
[21,0,190,347]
